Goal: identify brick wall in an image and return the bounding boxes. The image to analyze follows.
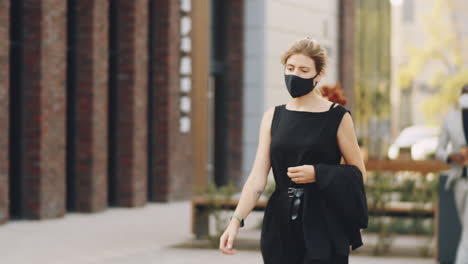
[149,0,184,201]
[0,0,227,223]
[167,1,195,201]
[0,0,9,224]
[20,0,67,219]
[110,0,148,207]
[226,0,244,189]
[71,0,108,212]
[148,3,170,199]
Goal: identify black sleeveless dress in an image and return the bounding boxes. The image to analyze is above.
[260,102,351,264]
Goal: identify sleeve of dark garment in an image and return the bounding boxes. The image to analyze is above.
[313,163,368,229]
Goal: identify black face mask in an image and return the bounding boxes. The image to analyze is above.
[284,73,319,98]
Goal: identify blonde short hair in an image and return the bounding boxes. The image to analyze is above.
[280,38,328,74]
[280,38,328,95]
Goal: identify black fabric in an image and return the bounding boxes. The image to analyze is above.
[462,109,468,178]
[260,103,357,264]
[284,73,319,98]
[290,199,349,264]
[313,163,368,250]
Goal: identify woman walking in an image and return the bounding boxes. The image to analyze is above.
[219,38,368,264]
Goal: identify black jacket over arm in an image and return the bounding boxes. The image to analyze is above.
[303,163,368,255]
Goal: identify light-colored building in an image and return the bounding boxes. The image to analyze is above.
[243,0,345,181]
[392,0,468,130]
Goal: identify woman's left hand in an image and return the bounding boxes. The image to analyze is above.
[287,165,316,184]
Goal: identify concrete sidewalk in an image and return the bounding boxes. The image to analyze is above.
[0,201,434,264]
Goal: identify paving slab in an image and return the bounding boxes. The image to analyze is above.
[0,201,434,264]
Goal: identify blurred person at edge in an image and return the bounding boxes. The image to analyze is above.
[435,84,468,264]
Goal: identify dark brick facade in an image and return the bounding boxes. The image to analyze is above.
[167,2,194,201]
[149,0,191,201]
[69,0,108,212]
[225,0,244,189]
[0,0,10,224]
[148,0,171,200]
[20,0,67,219]
[109,0,148,207]
[1,0,247,224]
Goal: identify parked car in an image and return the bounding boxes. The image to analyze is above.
[387,126,440,160]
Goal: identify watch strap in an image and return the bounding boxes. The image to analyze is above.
[231,214,244,227]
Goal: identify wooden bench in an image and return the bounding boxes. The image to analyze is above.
[191,196,435,238]
[191,159,446,260]
[365,159,448,173]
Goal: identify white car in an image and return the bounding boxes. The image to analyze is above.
[387,126,440,160]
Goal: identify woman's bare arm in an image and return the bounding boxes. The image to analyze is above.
[337,112,367,183]
[231,106,275,222]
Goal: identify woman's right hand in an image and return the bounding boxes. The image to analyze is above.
[219,219,240,254]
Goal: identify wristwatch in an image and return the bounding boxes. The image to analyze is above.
[230,214,244,227]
